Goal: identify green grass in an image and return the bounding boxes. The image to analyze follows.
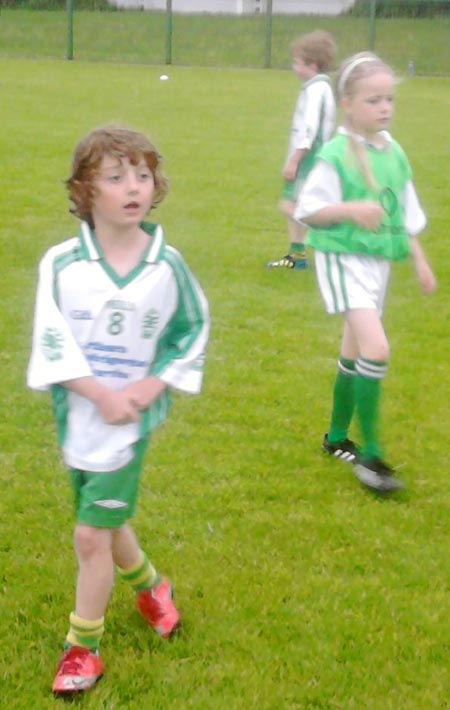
[1,59,450,708]
[1,9,449,75]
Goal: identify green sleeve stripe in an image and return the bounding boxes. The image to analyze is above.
[150,247,207,376]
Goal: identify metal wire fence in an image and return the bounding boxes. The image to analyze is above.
[1,1,449,75]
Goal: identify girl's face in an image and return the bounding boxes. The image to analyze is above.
[292,55,318,81]
[342,71,395,141]
[90,154,155,231]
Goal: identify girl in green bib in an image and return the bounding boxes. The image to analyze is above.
[295,52,436,491]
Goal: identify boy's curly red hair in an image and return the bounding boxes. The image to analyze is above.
[65,125,169,226]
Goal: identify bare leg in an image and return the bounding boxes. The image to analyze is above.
[112,524,142,569]
[340,317,359,360]
[279,199,307,246]
[344,308,390,361]
[74,524,114,619]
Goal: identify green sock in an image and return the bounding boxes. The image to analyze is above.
[117,550,159,592]
[65,612,104,650]
[355,358,387,459]
[328,358,356,442]
[290,242,305,255]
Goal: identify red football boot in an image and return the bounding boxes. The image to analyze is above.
[136,577,180,638]
[52,645,104,693]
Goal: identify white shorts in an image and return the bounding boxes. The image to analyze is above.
[314,251,391,315]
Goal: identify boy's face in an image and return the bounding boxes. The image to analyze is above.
[90,154,155,230]
[292,55,318,81]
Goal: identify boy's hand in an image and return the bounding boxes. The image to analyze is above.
[123,376,166,411]
[283,156,299,182]
[348,200,384,230]
[95,389,140,425]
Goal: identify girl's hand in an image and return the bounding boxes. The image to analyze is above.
[415,259,437,294]
[349,200,384,230]
[410,236,437,294]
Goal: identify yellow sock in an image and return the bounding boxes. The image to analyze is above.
[117,550,159,591]
[65,612,104,650]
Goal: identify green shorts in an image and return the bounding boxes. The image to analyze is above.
[69,438,150,528]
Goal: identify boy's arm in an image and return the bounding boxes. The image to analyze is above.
[147,248,209,396]
[27,249,93,391]
[62,376,140,424]
[283,148,308,181]
[123,375,166,411]
[289,83,333,172]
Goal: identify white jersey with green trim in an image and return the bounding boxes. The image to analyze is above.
[286,73,336,174]
[27,221,209,472]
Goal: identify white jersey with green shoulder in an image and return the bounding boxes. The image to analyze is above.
[286,73,336,179]
[27,221,210,472]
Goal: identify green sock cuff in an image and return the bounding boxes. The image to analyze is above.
[356,358,388,380]
[66,612,104,650]
[117,551,158,591]
[338,357,356,373]
[290,242,305,253]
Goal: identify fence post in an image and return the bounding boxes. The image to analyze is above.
[264,0,273,69]
[368,0,376,51]
[165,0,173,65]
[66,0,74,60]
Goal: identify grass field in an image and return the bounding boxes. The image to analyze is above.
[1,58,450,708]
[1,9,449,75]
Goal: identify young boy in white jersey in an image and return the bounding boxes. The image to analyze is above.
[267,30,337,270]
[295,52,436,491]
[27,125,210,693]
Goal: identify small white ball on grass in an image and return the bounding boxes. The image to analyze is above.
[159,74,169,81]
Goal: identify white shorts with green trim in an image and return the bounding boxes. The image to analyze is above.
[314,251,391,315]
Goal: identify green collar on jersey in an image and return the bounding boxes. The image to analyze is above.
[78,221,166,288]
[337,125,393,151]
[302,73,331,89]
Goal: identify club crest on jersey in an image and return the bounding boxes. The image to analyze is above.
[41,327,64,361]
[379,187,398,217]
[141,308,159,339]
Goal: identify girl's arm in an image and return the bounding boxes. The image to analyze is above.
[409,236,437,294]
[295,160,383,230]
[400,179,436,294]
[305,201,384,230]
